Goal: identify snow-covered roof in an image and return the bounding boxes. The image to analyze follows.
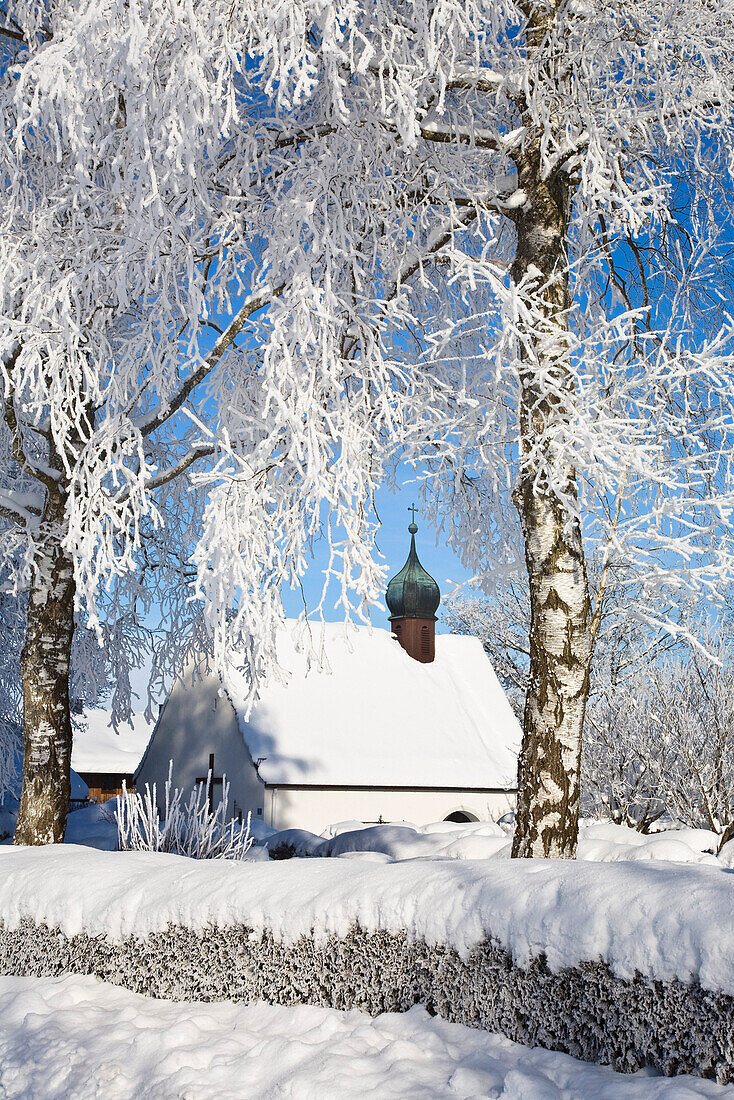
[71,709,154,775]
[223,623,521,788]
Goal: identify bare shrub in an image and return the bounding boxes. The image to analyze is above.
[116,762,252,860]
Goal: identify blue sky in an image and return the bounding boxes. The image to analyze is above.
[278,477,475,631]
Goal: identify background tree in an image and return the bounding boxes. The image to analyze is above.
[644,624,734,841]
[445,587,734,842]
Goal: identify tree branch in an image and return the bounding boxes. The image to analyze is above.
[145,444,215,492]
[384,203,480,301]
[2,351,62,494]
[445,72,505,94]
[271,123,338,149]
[0,487,43,525]
[340,203,482,362]
[136,284,280,439]
[0,6,52,45]
[0,21,24,42]
[420,121,522,155]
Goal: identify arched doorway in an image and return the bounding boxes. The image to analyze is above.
[444,810,479,823]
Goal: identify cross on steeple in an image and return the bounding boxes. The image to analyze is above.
[408,503,418,527]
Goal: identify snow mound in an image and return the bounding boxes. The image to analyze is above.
[63,808,732,871]
[317,823,510,861]
[249,819,726,868]
[1,975,728,1100]
[578,823,719,866]
[265,829,325,858]
[719,840,734,870]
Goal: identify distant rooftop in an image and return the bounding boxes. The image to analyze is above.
[72,709,153,775]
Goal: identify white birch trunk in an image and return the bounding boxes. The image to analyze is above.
[510,1,592,858]
[14,488,75,846]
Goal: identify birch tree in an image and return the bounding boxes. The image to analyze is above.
[0,0,520,843]
[0,1,274,843]
[409,0,734,856]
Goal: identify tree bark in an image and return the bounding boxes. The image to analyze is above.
[512,475,591,858]
[508,37,592,857]
[14,488,75,846]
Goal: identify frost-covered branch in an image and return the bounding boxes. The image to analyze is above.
[419,121,518,155]
[0,488,42,524]
[143,445,216,493]
[0,20,23,43]
[136,286,278,439]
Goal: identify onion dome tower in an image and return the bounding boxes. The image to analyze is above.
[386,508,440,664]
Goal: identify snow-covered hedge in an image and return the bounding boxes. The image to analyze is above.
[1,847,733,1082]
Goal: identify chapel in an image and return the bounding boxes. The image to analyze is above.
[133,521,520,832]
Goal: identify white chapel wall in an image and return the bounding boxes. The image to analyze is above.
[265,786,516,833]
[136,659,517,835]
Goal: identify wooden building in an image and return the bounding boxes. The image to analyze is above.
[72,709,153,803]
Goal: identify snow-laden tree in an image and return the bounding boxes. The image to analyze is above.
[0,0,525,844]
[3,0,734,857]
[646,625,734,839]
[582,684,671,834]
[0,1,267,843]
[402,0,734,856]
[583,622,734,844]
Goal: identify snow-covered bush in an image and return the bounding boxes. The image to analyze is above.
[116,765,252,860]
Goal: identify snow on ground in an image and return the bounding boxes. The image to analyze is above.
[0,974,730,1100]
[12,803,730,870]
[260,817,725,866]
[4,815,733,1096]
[60,805,730,868]
[2,843,734,994]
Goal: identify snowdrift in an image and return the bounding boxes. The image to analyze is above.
[0,846,732,1082]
